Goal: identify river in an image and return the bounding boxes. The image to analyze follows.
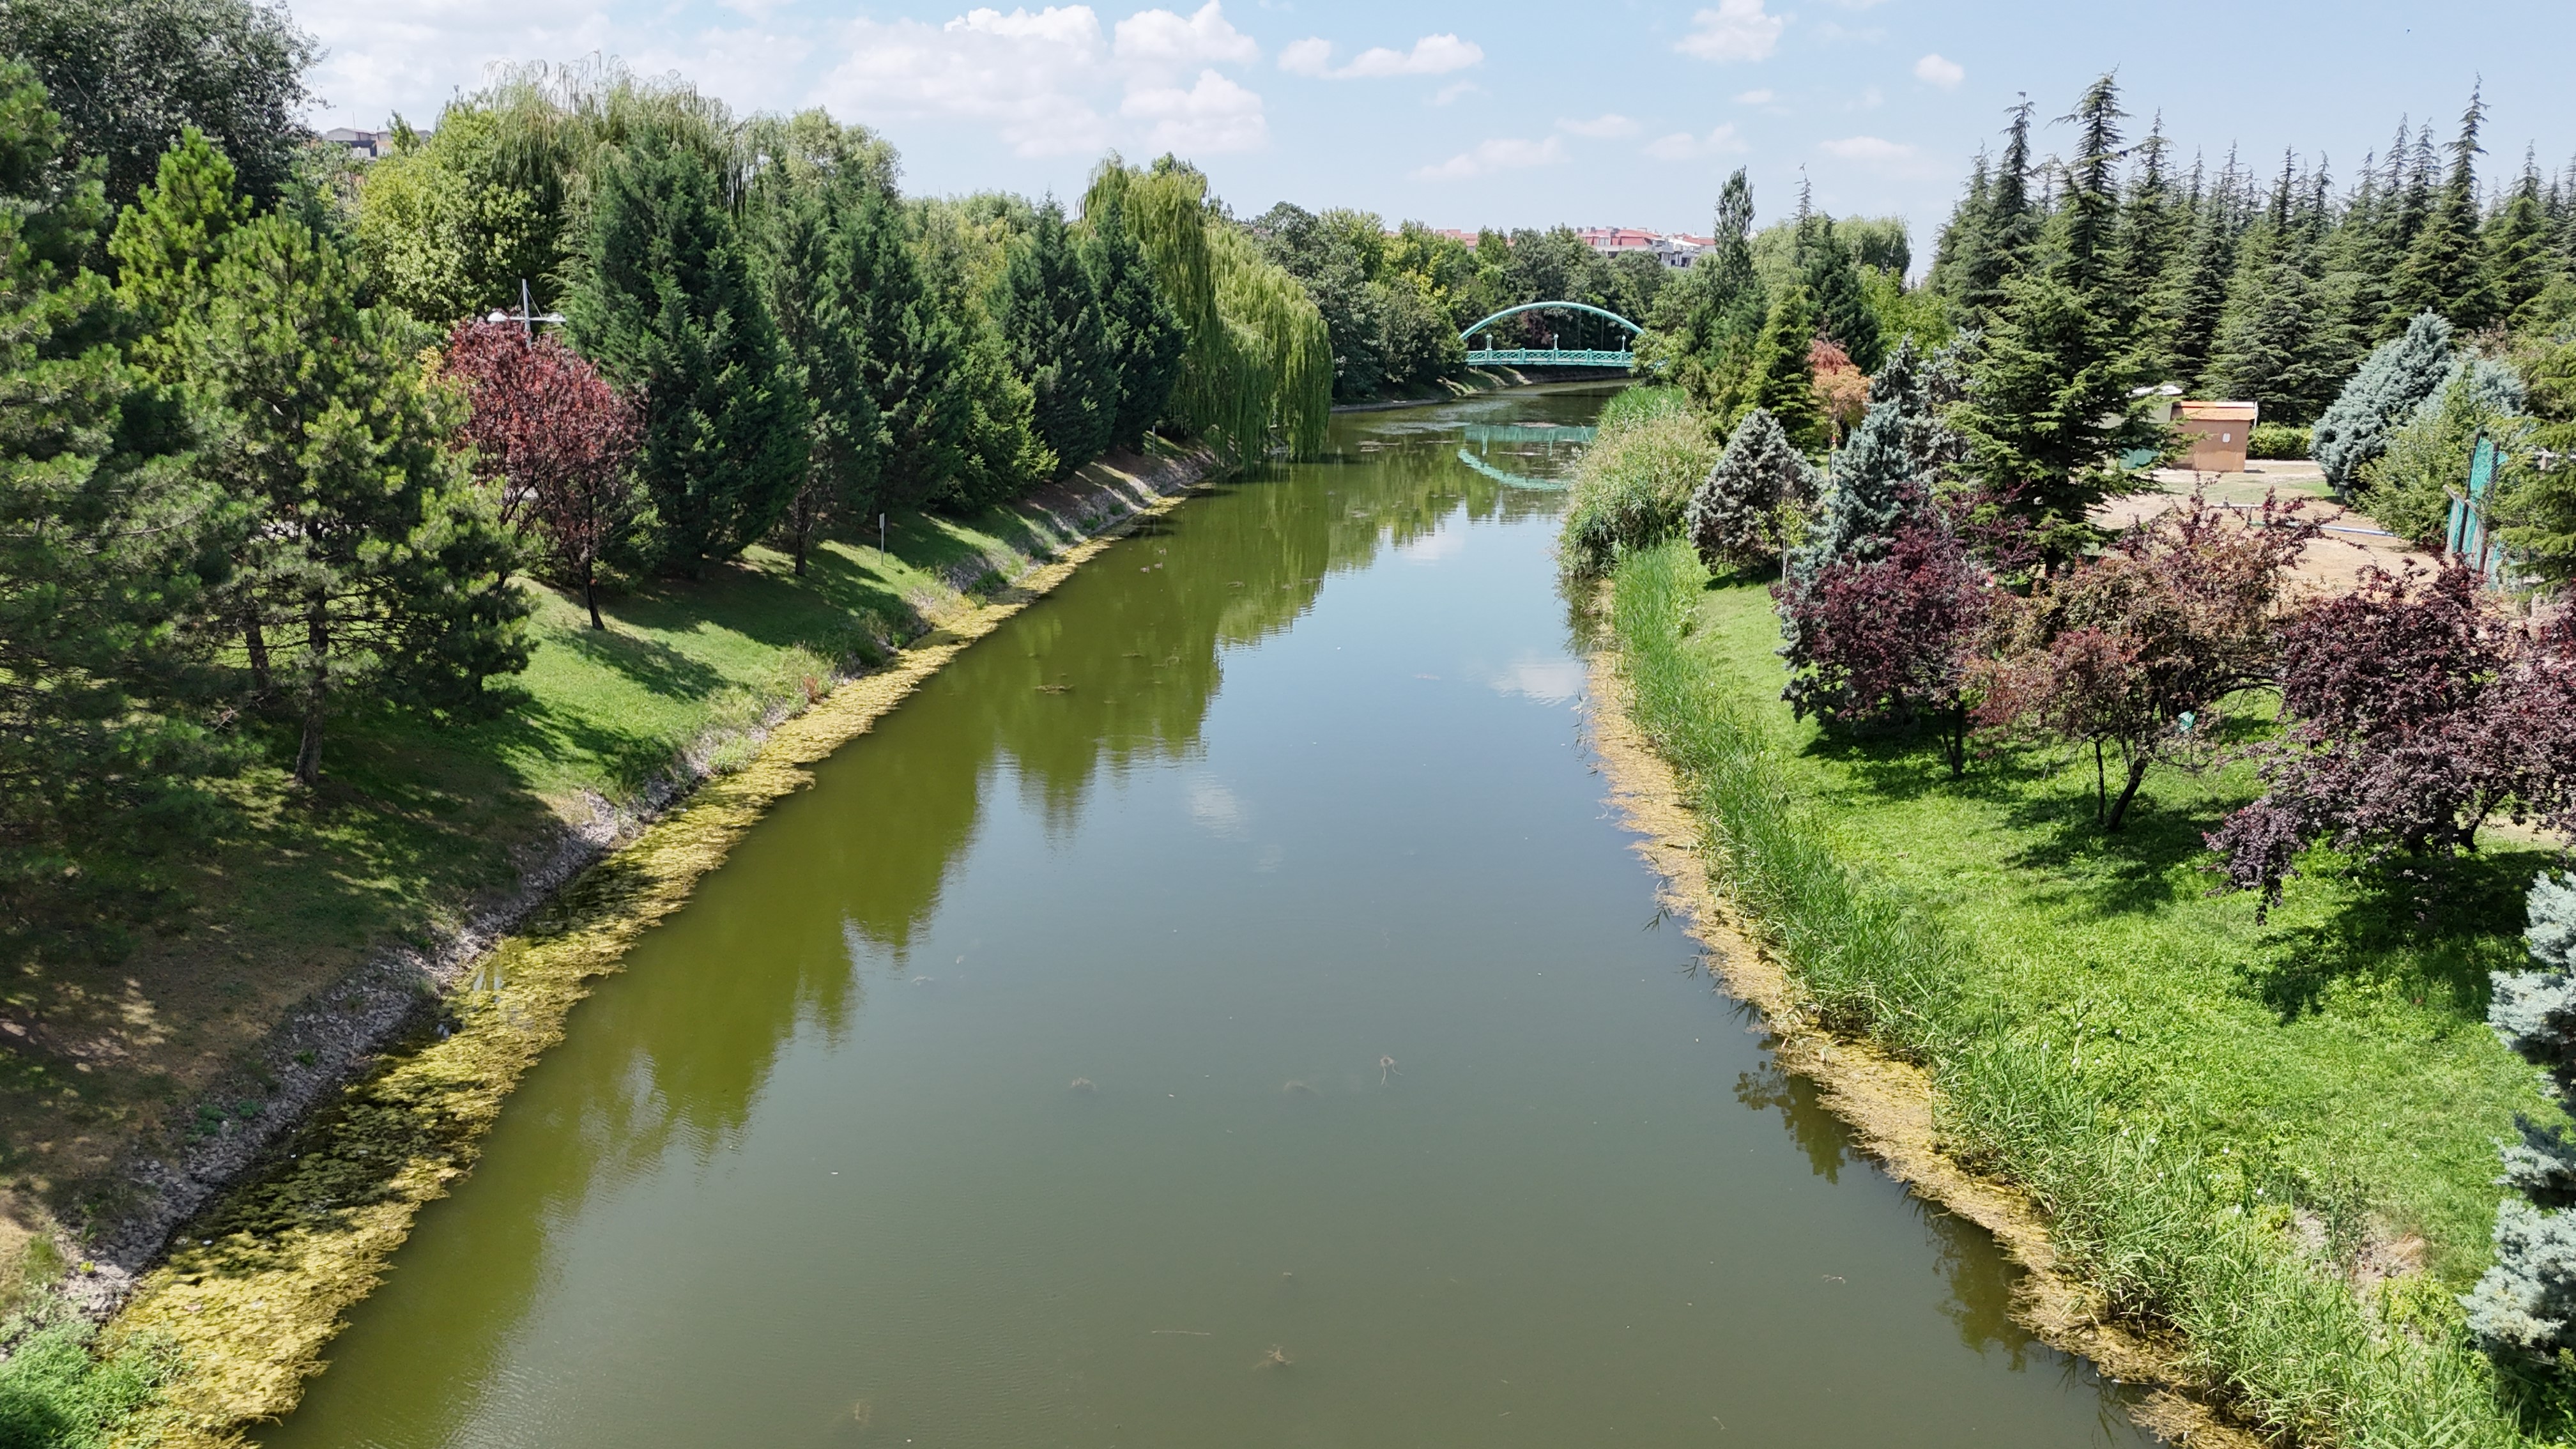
[259,385,2154,1448]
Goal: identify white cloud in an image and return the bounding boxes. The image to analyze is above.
[1556,112,1639,139]
[297,0,614,128]
[1114,3,1258,72]
[1912,52,1965,88]
[1278,37,1334,74]
[1121,68,1267,151]
[1818,134,1940,175]
[1430,79,1481,106]
[1413,135,1565,180]
[819,7,1111,156]
[1282,32,1483,78]
[1733,88,1776,105]
[814,3,1269,158]
[1643,123,1747,161]
[1675,0,1783,63]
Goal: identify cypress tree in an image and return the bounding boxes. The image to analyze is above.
[565,128,805,574]
[998,199,1113,475]
[1745,284,1825,451]
[914,201,1052,508]
[752,169,882,575]
[1081,188,1184,454]
[2116,119,2184,323]
[1926,150,1991,303]
[836,183,967,514]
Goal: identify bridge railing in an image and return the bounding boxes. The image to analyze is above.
[1465,348,1635,369]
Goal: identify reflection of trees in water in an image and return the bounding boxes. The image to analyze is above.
[1737,1043,2147,1415]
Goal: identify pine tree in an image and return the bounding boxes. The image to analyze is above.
[2391,94,2495,331]
[1871,335,1972,479]
[565,128,806,574]
[1958,76,2162,570]
[2311,311,2456,493]
[2486,154,2557,332]
[1639,169,1767,422]
[1081,188,1184,454]
[751,169,882,575]
[193,212,530,785]
[1797,399,1919,574]
[1926,150,1991,302]
[0,58,234,887]
[998,199,1113,476]
[2163,175,2236,388]
[1951,100,2037,326]
[2115,118,2184,342]
[2205,257,2345,424]
[1798,215,1883,374]
[1684,406,1814,572]
[1745,284,1825,450]
[2466,873,2576,1358]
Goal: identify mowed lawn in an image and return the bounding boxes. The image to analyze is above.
[1678,569,2555,1284]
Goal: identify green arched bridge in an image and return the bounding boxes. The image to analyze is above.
[1460,301,1639,369]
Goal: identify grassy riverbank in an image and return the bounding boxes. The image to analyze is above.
[1606,540,2563,1448]
[0,447,1206,1320]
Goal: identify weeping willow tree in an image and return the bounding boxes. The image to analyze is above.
[1083,155,1328,462]
[356,59,745,324]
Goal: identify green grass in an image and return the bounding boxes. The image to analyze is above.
[3,456,1178,1240]
[0,1312,173,1449]
[1608,539,2563,1446]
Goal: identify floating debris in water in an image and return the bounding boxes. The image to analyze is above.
[1281,1080,1315,1096]
[1256,1345,1293,1370]
[1068,1078,1096,1093]
[1379,1055,1399,1086]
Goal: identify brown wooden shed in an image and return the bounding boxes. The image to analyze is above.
[2175,401,2259,473]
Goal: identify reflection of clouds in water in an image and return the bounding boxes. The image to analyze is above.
[1187,776,1251,838]
[1397,521,1466,564]
[1490,653,1586,705]
[1256,843,1285,873]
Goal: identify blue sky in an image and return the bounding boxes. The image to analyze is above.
[299,0,2575,271]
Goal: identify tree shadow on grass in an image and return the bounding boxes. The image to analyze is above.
[2242,843,2559,1023]
[544,625,726,702]
[601,549,919,661]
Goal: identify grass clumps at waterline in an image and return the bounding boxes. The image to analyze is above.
[1604,539,2559,1448]
[1556,387,1715,576]
[80,473,1206,1449]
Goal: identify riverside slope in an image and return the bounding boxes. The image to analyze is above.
[89,454,1216,1449]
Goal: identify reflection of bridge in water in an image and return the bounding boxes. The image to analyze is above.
[1460,301,1640,371]
[1455,421,1596,491]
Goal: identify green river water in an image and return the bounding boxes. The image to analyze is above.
[259,386,2156,1448]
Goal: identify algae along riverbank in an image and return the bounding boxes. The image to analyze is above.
[212,385,2155,1449]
